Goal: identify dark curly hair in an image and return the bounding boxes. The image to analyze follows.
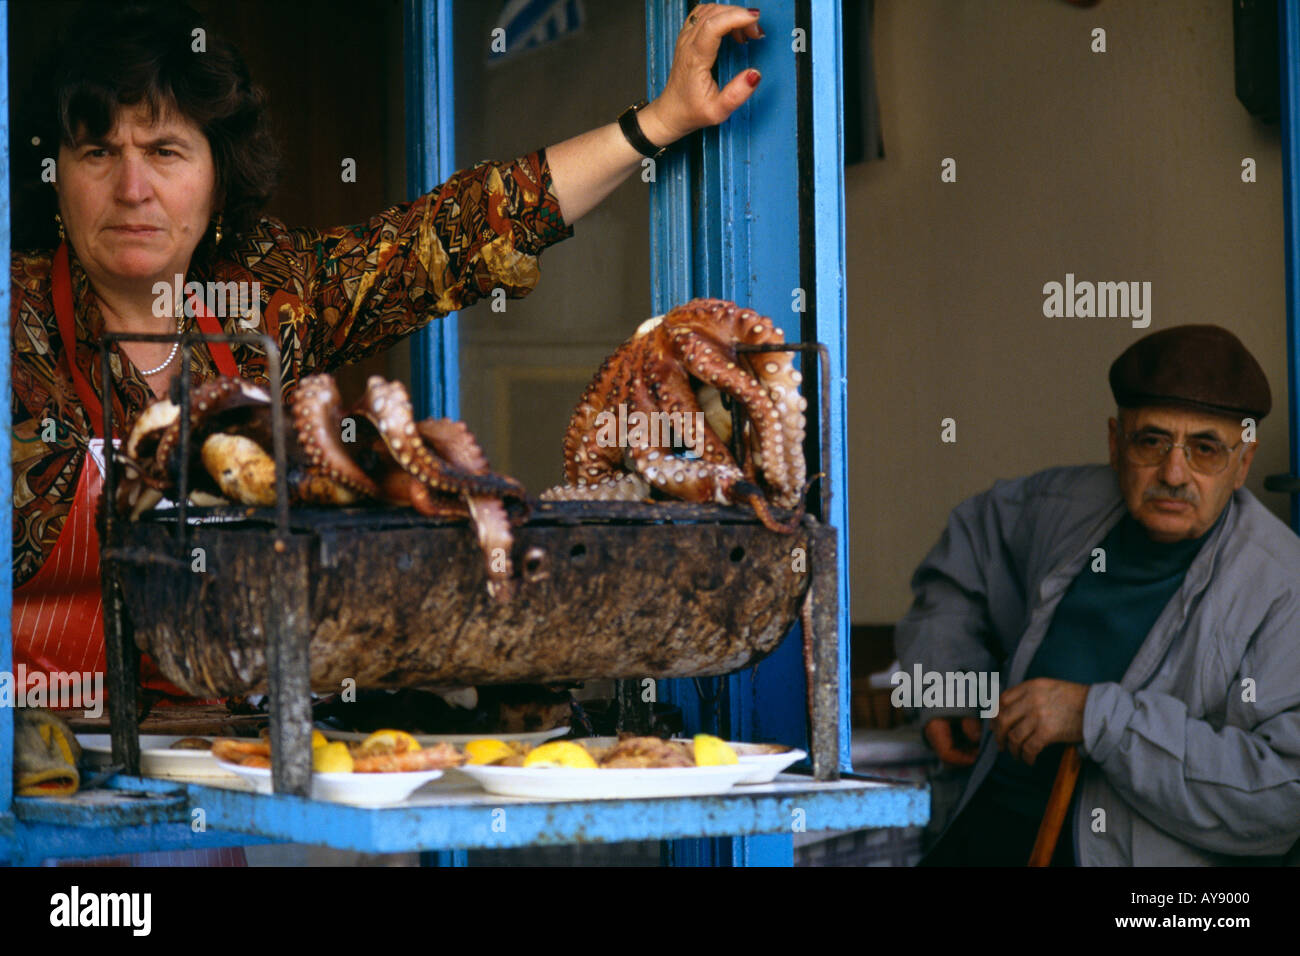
[11,1,280,264]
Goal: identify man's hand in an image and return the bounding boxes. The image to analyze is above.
[993,678,1089,765]
[924,716,983,766]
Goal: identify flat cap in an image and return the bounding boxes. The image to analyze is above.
[1109,324,1272,420]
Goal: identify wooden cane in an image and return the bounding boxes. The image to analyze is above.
[1028,744,1082,866]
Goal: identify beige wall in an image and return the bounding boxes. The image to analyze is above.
[849,0,1292,623]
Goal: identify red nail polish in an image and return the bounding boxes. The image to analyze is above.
[747,70,761,87]
[749,7,760,14]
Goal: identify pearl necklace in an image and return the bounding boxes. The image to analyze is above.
[138,311,185,377]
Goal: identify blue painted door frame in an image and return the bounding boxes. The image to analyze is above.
[405,0,466,868]
[406,0,460,421]
[1,1,13,830]
[1278,0,1300,534]
[647,0,850,866]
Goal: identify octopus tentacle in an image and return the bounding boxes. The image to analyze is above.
[154,377,271,475]
[640,348,734,466]
[540,472,650,501]
[733,306,806,508]
[418,418,527,504]
[665,325,788,498]
[546,298,808,530]
[732,479,805,535]
[669,298,806,510]
[373,468,469,518]
[562,346,636,489]
[291,374,380,498]
[418,418,520,602]
[620,363,739,504]
[355,377,519,500]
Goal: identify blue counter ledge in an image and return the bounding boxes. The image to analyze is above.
[3,774,929,862]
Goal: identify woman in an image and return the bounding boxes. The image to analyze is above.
[10,2,764,706]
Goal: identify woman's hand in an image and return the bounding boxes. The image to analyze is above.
[638,5,765,148]
[545,5,763,225]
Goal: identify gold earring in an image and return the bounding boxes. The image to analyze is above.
[213,213,223,246]
[55,212,65,242]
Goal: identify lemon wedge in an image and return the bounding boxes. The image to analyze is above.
[693,734,738,766]
[313,741,355,773]
[522,740,598,769]
[464,739,516,765]
[357,729,421,756]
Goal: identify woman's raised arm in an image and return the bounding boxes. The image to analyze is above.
[546,4,764,225]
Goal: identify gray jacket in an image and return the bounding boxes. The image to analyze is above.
[895,464,1300,865]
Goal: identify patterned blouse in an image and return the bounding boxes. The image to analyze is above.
[10,150,572,587]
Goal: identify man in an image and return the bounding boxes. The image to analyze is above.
[895,325,1300,865]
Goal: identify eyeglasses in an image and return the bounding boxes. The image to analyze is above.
[1123,430,1244,476]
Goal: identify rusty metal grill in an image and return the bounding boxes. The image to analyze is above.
[98,333,840,794]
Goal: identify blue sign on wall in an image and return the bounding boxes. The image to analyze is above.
[488,0,584,65]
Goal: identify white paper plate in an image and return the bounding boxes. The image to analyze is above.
[731,744,807,784]
[456,761,752,799]
[78,734,240,782]
[317,725,568,747]
[557,736,805,785]
[213,758,443,806]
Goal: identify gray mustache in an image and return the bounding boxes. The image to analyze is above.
[1144,484,1198,504]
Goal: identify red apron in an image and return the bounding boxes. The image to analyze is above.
[13,242,241,698]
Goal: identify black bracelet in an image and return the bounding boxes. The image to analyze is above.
[618,100,668,160]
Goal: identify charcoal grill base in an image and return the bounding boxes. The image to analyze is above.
[103,502,840,795]
[113,501,812,694]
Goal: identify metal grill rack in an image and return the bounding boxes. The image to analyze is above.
[98,332,842,796]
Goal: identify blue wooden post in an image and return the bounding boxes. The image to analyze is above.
[0,1,13,843]
[407,0,466,868]
[405,0,459,421]
[808,0,853,768]
[649,0,850,866]
[1278,0,1300,533]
